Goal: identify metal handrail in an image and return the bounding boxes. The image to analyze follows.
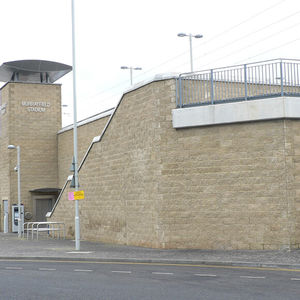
[176,59,300,108]
[47,97,120,218]
[178,58,300,77]
[23,221,65,240]
[45,176,72,218]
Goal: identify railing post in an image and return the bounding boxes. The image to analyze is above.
[244,64,248,100]
[178,77,183,107]
[175,78,178,107]
[210,69,214,104]
[280,60,284,97]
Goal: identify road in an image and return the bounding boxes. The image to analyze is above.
[0,259,299,299]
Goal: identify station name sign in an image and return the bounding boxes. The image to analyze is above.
[22,101,51,112]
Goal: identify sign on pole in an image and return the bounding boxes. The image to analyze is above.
[68,191,84,201]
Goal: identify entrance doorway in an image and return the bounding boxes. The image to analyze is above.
[30,188,61,222]
[35,198,54,222]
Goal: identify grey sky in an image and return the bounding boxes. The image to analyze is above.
[0,0,299,126]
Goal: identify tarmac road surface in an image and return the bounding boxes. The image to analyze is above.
[0,259,300,300]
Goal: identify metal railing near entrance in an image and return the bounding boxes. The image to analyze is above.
[23,221,66,240]
[176,59,300,108]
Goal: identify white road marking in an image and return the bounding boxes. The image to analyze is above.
[291,278,300,281]
[74,269,93,272]
[111,271,132,274]
[194,274,217,277]
[5,267,23,270]
[67,251,93,254]
[39,268,56,271]
[152,272,174,275]
[240,276,265,279]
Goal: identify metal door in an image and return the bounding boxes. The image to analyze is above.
[36,198,53,222]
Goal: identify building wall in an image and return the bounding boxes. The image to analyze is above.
[284,120,300,248]
[49,79,300,249]
[51,81,168,245]
[0,83,61,230]
[0,85,11,230]
[160,119,295,249]
[57,115,110,188]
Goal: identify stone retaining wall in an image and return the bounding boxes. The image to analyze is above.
[51,79,300,249]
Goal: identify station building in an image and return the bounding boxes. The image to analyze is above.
[1,59,300,250]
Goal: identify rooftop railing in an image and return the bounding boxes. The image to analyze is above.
[176,59,300,108]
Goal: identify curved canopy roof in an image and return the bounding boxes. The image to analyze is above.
[0,60,72,83]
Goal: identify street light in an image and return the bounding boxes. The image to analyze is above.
[121,66,142,85]
[177,32,203,72]
[71,0,80,251]
[7,144,22,238]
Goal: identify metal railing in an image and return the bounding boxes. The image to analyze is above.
[23,222,66,240]
[176,59,300,108]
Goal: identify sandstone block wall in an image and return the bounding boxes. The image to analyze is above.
[0,83,61,230]
[159,119,294,249]
[283,120,300,248]
[57,115,110,188]
[51,82,165,246]
[0,86,10,230]
[50,78,300,250]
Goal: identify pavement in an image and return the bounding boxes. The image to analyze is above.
[1,233,300,269]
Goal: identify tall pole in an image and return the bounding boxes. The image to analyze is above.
[177,33,203,72]
[121,66,142,86]
[130,67,133,85]
[17,146,21,238]
[189,34,193,72]
[71,0,80,251]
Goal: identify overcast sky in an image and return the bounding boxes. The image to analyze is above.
[0,0,299,126]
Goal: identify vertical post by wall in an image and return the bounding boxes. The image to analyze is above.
[71,0,80,251]
[280,60,284,97]
[244,64,248,101]
[210,69,214,104]
[175,78,179,107]
[177,78,183,108]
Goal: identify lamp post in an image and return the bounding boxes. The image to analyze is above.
[71,0,80,251]
[7,144,22,238]
[177,33,203,72]
[121,66,142,85]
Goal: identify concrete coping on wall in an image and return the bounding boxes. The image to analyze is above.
[172,96,300,128]
[123,72,179,94]
[58,108,115,134]
[58,73,179,134]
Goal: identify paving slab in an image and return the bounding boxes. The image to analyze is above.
[1,233,300,269]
